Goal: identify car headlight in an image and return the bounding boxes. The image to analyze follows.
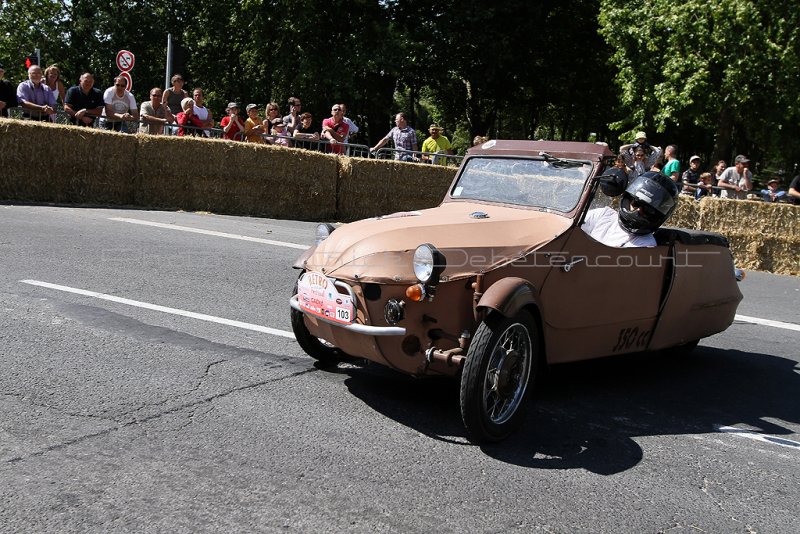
[315,223,336,245]
[413,244,446,285]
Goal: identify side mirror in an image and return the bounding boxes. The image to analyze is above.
[596,167,629,197]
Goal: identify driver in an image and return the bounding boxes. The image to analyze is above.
[583,171,679,248]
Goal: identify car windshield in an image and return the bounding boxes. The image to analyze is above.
[450,156,593,212]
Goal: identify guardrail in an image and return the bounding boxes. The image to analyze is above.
[373,147,463,167]
[232,130,373,156]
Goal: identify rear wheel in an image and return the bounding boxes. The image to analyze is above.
[460,310,540,443]
[670,339,700,357]
[291,281,343,365]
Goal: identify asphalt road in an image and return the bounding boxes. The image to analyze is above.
[2,204,798,533]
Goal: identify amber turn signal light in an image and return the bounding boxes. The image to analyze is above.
[405,283,426,302]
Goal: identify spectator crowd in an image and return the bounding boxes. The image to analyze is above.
[616,131,800,205]
[0,63,464,165]
[1,62,799,203]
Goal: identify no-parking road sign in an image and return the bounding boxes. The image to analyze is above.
[116,50,135,72]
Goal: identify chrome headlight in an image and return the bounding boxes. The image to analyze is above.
[315,223,336,245]
[413,244,446,285]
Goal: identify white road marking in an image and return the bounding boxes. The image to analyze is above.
[109,217,308,250]
[735,314,800,333]
[20,280,295,339]
[717,426,800,450]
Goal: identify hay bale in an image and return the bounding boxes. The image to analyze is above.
[724,230,800,276]
[669,195,701,229]
[0,119,136,204]
[698,196,799,238]
[134,135,338,220]
[337,158,456,221]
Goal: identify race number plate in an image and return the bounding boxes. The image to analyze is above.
[297,272,354,325]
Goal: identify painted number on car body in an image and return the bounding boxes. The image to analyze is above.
[612,327,651,352]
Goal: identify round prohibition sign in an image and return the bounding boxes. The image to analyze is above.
[116,50,135,72]
[118,71,133,92]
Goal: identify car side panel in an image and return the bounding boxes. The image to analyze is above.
[648,243,742,350]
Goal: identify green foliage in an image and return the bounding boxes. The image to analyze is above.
[599,0,800,167]
[4,0,799,167]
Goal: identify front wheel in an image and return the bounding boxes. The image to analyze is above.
[460,310,540,443]
[291,281,343,366]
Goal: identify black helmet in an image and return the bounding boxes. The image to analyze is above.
[618,171,679,235]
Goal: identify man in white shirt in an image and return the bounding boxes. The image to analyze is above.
[583,171,679,248]
[717,154,753,199]
[102,76,139,132]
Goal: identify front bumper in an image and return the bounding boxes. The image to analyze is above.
[290,295,406,336]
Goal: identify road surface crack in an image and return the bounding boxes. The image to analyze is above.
[5,367,317,465]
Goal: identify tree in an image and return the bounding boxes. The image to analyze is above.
[599,0,800,166]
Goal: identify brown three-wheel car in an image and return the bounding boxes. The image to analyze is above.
[290,140,743,443]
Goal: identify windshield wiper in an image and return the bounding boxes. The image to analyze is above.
[538,151,584,168]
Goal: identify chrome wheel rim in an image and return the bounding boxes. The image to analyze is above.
[483,322,532,424]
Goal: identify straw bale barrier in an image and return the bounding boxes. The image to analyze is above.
[0,120,796,275]
[134,135,337,220]
[337,157,456,220]
[0,119,136,205]
[668,196,799,276]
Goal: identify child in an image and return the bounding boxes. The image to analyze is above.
[244,103,265,143]
[694,172,714,200]
[220,102,244,141]
[177,97,204,137]
[271,119,290,147]
[760,178,786,202]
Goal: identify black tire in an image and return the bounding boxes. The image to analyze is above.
[291,281,343,366]
[670,339,700,357]
[460,309,540,443]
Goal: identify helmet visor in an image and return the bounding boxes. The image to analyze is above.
[628,175,676,216]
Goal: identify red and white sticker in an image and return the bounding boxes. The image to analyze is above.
[297,272,354,325]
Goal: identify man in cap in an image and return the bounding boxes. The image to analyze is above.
[0,63,18,117]
[421,123,454,165]
[220,102,244,141]
[680,155,702,195]
[717,155,753,199]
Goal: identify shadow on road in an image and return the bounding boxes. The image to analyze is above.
[333,346,800,474]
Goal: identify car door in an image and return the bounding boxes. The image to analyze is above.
[538,224,669,364]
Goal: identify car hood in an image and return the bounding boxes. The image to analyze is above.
[301,202,572,283]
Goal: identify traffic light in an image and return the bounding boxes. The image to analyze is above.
[24,54,39,69]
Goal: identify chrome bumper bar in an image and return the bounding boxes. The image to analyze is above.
[290,296,406,336]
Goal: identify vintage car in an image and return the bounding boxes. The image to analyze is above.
[289,140,744,443]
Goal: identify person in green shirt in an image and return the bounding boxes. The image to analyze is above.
[421,123,454,165]
[662,145,680,183]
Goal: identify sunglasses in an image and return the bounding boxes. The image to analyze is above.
[115,84,126,88]
[332,108,342,112]
[151,93,162,97]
